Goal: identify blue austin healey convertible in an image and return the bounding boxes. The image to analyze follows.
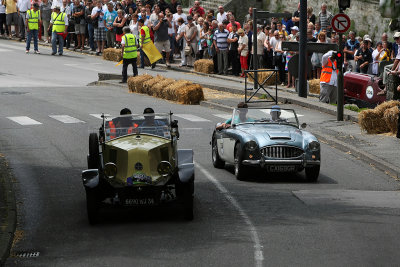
[211,106,321,182]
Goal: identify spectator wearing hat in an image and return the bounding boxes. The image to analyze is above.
[25,2,40,54]
[289,26,298,41]
[184,15,198,67]
[237,28,248,77]
[213,22,229,74]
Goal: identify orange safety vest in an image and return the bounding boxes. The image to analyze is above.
[320,59,338,83]
[108,121,137,139]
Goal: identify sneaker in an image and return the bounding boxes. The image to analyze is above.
[25,50,29,53]
[34,50,40,54]
[51,52,56,55]
[59,53,63,56]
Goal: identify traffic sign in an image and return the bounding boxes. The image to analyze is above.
[331,13,351,33]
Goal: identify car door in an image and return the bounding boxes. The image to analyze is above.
[222,128,237,163]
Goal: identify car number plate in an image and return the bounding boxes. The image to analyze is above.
[267,165,296,172]
[124,198,157,206]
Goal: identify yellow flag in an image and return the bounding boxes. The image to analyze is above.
[115,60,123,67]
[142,42,163,64]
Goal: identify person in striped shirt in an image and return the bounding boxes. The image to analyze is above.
[213,22,229,75]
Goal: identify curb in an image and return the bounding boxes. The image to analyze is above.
[0,157,17,266]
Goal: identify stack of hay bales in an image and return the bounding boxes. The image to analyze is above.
[127,75,204,104]
[359,100,400,134]
[152,78,175,97]
[103,48,122,62]
[308,79,320,94]
[127,74,153,93]
[194,59,214,74]
[247,70,279,86]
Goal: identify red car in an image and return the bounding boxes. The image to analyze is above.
[344,72,386,108]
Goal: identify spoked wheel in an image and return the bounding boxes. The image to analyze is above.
[212,138,225,168]
[234,143,246,181]
[305,165,320,182]
[88,133,100,169]
[86,188,99,225]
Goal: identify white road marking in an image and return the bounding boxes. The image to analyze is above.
[49,115,85,123]
[195,162,264,267]
[174,114,210,122]
[7,116,42,125]
[90,114,111,119]
[213,114,232,120]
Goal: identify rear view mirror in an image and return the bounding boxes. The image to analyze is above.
[301,123,307,129]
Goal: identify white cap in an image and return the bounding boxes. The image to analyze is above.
[291,26,299,31]
[394,32,400,38]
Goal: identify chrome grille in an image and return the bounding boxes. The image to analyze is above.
[261,146,304,159]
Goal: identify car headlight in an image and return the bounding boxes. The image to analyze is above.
[157,161,172,176]
[308,141,320,151]
[245,140,258,151]
[104,163,117,179]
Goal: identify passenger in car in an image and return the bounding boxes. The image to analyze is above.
[140,107,167,137]
[216,102,254,130]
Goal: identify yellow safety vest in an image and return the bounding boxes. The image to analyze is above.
[139,25,151,45]
[52,12,66,33]
[27,9,40,30]
[123,33,138,59]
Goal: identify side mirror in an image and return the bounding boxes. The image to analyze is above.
[301,123,307,129]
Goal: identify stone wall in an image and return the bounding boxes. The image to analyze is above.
[224,0,393,42]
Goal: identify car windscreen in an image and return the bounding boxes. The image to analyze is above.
[231,108,299,127]
[104,114,171,141]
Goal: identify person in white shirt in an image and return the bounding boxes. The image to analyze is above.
[91,0,106,55]
[172,4,186,31]
[237,28,248,77]
[216,6,226,24]
[17,0,31,40]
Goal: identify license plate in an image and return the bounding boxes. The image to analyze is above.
[267,165,296,172]
[124,198,157,206]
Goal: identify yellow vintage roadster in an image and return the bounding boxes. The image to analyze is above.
[82,113,194,224]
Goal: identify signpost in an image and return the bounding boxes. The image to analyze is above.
[331,12,350,121]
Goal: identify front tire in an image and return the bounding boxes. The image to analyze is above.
[234,143,247,181]
[86,189,99,225]
[212,138,225,168]
[88,133,100,169]
[305,165,320,182]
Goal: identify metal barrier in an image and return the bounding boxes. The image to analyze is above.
[244,69,278,104]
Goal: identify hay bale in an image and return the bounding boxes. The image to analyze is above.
[176,84,204,104]
[164,80,193,100]
[247,70,279,86]
[194,59,214,74]
[103,48,122,62]
[127,74,153,93]
[143,75,165,95]
[374,100,400,116]
[359,109,389,134]
[152,78,175,97]
[383,106,400,134]
[309,79,320,94]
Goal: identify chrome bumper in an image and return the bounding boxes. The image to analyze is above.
[242,157,320,167]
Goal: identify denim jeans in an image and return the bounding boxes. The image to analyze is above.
[87,23,95,50]
[52,31,64,54]
[26,29,38,51]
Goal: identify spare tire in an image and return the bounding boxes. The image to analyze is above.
[88,133,100,169]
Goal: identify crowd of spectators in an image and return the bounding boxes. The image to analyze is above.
[1,0,399,84]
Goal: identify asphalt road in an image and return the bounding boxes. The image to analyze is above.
[1,39,400,266]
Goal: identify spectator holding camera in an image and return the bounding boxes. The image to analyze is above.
[153,11,172,67]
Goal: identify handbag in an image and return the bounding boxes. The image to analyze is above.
[184,44,191,56]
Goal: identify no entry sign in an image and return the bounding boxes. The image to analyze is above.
[331,13,351,33]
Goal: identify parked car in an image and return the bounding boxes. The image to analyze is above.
[82,113,194,224]
[211,107,321,182]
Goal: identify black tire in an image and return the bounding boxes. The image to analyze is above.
[305,165,320,182]
[88,133,100,169]
[183,178,194,221]
[86,189,99,225]
[234,143,246,181]
[212,138,225,168]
